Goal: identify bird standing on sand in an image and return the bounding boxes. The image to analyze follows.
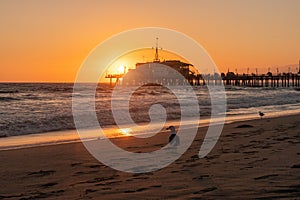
[259,111,265,119]
[166,126,180,146]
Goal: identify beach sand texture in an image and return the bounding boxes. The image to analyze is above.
[0,114,299,199]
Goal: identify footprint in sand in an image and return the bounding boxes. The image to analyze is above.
[73,170,99,176]
[193,186,217,194]
[236,124,254,128]
[291,164,300,168]
[16,190,64,199]
[39,182,58,188]
[123,187,149,193]
[254,174,279,180]
[85,189,97,194]
[151,185,162,188]
[70,162,82,167]
[87,164,101,168]
[27,170,56,177]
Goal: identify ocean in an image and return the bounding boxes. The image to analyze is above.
[1,83,300,138]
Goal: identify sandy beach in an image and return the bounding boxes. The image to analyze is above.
[0,114,300,199]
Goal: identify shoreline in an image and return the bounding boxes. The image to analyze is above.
[0,110,300,151]
[2,110,300,151]
[0,111,299,199]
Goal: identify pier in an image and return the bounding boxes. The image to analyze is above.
[105,39,300,88]
[205,72,300,87]
[105,74,124,87]
[106,70,300,88]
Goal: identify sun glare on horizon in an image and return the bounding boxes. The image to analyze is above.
[100,48,189,83]
[117,65,125,74]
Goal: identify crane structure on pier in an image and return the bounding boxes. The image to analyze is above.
[153,37,162,62]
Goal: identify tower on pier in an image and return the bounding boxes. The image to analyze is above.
[153,37,161,62]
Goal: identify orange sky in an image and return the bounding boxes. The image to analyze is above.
[0,0,299,82]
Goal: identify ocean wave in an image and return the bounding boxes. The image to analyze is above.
[0,97,20,101]
[0,90,19,94]
[1,83,300,137]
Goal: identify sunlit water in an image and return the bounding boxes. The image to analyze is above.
[0,83,300,149]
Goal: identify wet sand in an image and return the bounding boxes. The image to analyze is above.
[0,114,300,199]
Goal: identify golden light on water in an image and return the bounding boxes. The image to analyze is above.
[119,128,132,136]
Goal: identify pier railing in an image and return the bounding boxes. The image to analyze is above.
[206,73,300,87]
[105,72,300,88]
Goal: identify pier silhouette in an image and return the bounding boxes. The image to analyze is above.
[106,64,300,88]
[105,39,300,88]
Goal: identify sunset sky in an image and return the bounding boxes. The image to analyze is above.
[0,0,299,82]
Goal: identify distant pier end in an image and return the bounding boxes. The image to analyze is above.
[105,73,124,87]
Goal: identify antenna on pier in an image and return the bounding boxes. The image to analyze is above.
[298,60,300,74]
[153,37,162,62]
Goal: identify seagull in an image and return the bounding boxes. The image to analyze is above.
[259,111,265,119]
